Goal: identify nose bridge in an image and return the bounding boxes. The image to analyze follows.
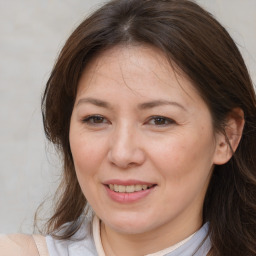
[114,121,132,147]
[108,121,145,168]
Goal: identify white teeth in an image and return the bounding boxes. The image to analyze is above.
[118,185,126,193]
[125,185,134,193]
[135,184,142,191]
[108,184,153,193]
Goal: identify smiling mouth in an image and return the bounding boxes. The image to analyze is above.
[108,184,155,193]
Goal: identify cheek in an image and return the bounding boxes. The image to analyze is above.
[150,133,215,214]
[151,130,215,182]
[69,134,105,200]
[69,130,106,177]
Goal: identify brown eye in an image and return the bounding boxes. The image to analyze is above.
[154,117,168,125]
[147,116,175,126]
[82,115,108,125]
[92,116,104,123]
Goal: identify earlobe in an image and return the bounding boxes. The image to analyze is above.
[213,108,245,165]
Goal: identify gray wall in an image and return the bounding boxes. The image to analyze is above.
[0,0,255,234]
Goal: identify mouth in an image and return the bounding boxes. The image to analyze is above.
[104,180,157,203]
[107,184,156,193]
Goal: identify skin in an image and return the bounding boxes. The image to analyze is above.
[69,45,239,255]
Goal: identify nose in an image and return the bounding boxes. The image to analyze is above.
[107,123,146,169]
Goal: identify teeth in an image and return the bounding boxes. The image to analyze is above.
[118,185,126,193]
[135,184,142,191]
[108,184,153,193]
[126,185,134,193]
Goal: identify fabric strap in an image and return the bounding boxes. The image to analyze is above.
[32,235,49,256]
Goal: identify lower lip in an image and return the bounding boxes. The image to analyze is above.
[104,185,156,203]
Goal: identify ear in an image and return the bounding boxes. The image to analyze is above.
[213,108,245,165]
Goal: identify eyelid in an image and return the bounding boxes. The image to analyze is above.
[145,115,176,126]
[81,114,175,127]
[82,114,110,125]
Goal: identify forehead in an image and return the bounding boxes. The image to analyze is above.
[80,45,176,84]
[76,45,204,108]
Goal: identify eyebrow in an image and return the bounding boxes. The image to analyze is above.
[138,100,187,111]
[76,97,112,109]
[76,97,186,111]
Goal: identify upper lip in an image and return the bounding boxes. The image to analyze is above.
[103,179,156,186]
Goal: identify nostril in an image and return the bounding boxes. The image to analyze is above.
[127,162,138,167]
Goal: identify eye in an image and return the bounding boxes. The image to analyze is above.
[146,116,175,126]
[82,115,109,125]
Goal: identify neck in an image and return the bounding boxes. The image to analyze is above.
[100,216,202,256]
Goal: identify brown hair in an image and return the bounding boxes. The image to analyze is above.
[41,0,256,255]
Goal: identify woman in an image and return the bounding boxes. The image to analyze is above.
[1,0,256,255]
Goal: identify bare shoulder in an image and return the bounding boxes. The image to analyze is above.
[0,233,40,256]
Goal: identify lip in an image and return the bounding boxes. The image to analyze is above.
[103,179,157,203]
[103,179,155,186]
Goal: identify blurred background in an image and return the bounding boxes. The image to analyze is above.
[0,0,255,234]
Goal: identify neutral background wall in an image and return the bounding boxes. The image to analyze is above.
[0,0,255,234]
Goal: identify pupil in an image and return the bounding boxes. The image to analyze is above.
[155,118,165,125]
[94,116,103,123]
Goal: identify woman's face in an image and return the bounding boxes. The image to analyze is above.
[69,45,220,237]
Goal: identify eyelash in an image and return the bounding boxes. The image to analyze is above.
[146,116,175,126]
[81,115,175,127]
[82,115,109,125]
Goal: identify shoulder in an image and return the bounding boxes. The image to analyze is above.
[0,234,40,256]
[46,216,98,255]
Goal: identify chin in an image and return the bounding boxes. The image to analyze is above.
[101,212,155,235]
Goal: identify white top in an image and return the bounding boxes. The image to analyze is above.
[0,217,210,255]
[46,216,211,256]
[92,216,194,256]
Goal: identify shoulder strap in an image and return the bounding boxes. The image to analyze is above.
[32,235,49,256]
